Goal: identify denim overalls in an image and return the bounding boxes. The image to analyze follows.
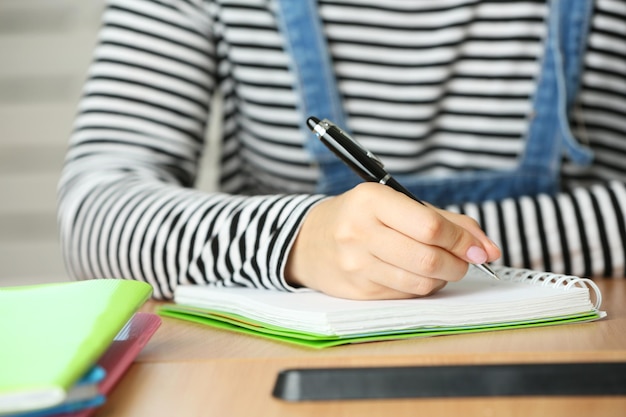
[275,0,594,207]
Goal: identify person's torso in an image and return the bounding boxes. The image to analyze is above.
[209,0,624,205]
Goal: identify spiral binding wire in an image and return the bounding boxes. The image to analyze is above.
[492,266,602,310]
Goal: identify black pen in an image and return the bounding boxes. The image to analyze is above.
[306,116,499,281]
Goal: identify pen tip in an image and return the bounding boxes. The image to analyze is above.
[306,116,320,131]
[475,263,500,280]
[485,265,500,280]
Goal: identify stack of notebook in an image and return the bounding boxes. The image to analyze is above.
[160,266,604,348]
[0,280,159,417]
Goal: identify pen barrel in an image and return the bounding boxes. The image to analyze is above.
[383,176,425,206]
[321,125,388,182]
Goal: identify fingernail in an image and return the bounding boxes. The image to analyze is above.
[466,246,488,264]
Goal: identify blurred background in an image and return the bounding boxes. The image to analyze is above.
[0,0,220,286]
[0,0,104,286]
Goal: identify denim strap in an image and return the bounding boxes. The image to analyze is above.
[274,0,594,202]
[274,0,362,194]
[552,0,594,165]
[520,0,594,172]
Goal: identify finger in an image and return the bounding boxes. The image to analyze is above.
[372,187,492,265]
[366,260,449,298]
[332,280,424,300]
[333,259,448,300]
[368,224,470,282]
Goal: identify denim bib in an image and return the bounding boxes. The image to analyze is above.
[275,0,594,206]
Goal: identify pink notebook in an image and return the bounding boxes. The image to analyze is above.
[57,312,161,417]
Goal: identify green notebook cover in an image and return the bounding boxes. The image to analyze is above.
[158,304,602,349]
[0,279,152,415]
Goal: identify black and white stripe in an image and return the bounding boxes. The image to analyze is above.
[58,0,626,299]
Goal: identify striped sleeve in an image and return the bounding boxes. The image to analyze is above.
[454,181,626,278]
[57,0,324,299]
[454,0,626,279]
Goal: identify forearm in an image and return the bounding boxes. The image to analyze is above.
[57,0,327,299]
[58,173,324,299]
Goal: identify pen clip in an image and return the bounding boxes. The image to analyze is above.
[365,150,384,169]
[308,116,389,183]
[320,119,385,169]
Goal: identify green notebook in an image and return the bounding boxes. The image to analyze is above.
[159,266,605,349]
[0,279,152,415]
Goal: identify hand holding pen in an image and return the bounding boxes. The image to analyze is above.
[283,117,501,300]
[307,116,500,281]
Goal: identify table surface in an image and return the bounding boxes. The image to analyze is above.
[95,278,626,417]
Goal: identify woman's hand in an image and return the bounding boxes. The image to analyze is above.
[285,182,501,299]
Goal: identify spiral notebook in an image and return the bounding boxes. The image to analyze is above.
[158,266,605,348]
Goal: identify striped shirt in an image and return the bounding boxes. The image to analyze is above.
[58,0,626,299]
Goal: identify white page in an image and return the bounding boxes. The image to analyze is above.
[174,267,597,336]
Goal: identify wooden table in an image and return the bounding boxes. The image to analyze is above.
[96,279,626,417]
